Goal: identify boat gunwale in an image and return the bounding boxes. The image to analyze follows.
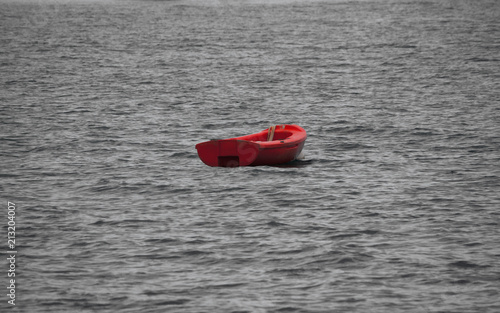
[226,125,306,148]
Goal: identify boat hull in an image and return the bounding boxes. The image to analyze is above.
[195,125,306,167]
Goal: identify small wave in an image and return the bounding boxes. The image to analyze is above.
[329,233,360,239]
[144,238,178,244]
[207,282,248,289]
[182,250,213,256]
[448,260,487,269]
[267,220,288,227]
[155,299,190,306]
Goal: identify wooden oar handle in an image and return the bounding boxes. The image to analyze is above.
[267,125,276,141]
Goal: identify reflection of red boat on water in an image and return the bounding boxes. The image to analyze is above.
[195,124,307,167]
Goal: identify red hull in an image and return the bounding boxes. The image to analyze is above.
[195,124,307,167]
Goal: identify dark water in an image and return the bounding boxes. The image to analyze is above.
[1,0,500,312]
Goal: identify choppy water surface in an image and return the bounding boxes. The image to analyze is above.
[1,0,499,312]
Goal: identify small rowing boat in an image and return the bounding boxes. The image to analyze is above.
[195,124,307,167]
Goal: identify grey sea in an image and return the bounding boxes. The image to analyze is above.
[1,0,499,312]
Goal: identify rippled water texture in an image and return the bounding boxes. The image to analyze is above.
[1,0,499,312]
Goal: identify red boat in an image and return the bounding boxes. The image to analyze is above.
[195,124,307,167]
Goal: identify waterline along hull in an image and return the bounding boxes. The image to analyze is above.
[195,124,307,167]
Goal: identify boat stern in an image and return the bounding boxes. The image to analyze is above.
[195,140,260,167]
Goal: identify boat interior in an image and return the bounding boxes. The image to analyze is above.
[237,129,293,142]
